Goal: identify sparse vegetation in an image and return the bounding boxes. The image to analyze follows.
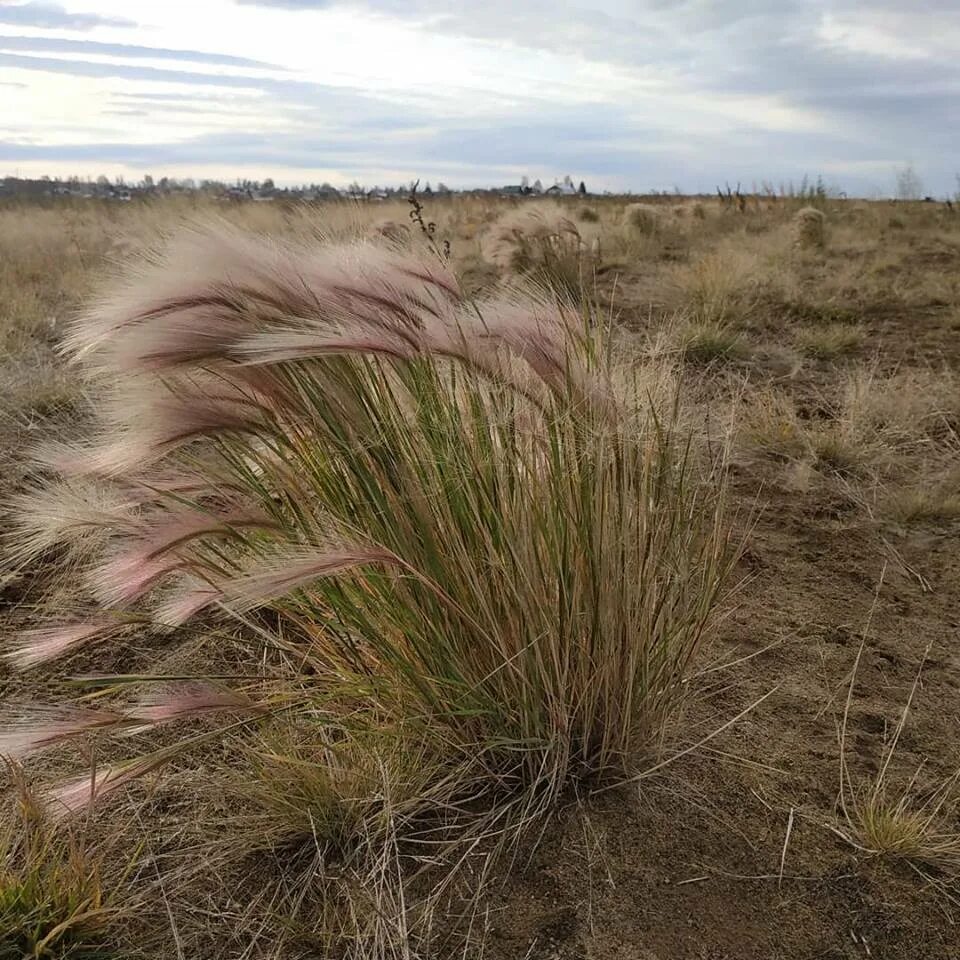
[794,322,863,358]
[834,638,960,895]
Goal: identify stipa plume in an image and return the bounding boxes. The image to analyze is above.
[483,206,594,299]
[6,225,733,822]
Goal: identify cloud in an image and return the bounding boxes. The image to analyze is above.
[111,91,254,103]
[3,0,958,194]
[0,2,136,31]
[0,51,332,96]
[0,35,284,70]
[0,98,910,193]
[234,0,335,7]
[0,49,434,126]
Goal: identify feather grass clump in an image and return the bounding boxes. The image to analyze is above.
[368,219,411,245]
[793,206,827,250]
[4,225,732,822]
[484,206,590,298]
[622,203,661,238]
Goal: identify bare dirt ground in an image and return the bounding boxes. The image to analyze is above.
[2,194,959,959]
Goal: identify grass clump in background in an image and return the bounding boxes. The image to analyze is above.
[0,768,127,960]
[677,319,749,364]
[794,323,863,359]
[484,205,592,299]
[793,206,827,251]
[621,203,660,239]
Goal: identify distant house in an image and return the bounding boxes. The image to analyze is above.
[544,181,577,197]
[224,187,254,201]
[500,185,527,197]
[308,185,342,201]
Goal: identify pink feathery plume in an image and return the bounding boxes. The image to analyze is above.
[127,507,275,563]
[64,229,279,360]
[66,230,462,375]
[6,619,126,669]
[461,294,613,409]
[43,755,165,820]
[118,470,221,508]
[230,327,421,365]
[107,299,261,371]
[6,478,138,566]
[124,685,259,729]
[0,707,123,759]
[469,297,577,388]
[67,395,268,477]
[90,506,273,609]
[154,580,222,626]
[224,545,399,610]
[28,439,126,477]
[89,552,187,607]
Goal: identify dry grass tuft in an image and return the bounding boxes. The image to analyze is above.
[484,205,591,297]
[835,641,960,894]
[368,218,412,245]
[621,203,660,238]
[0,765,129,958]
[676,320,749,364]
[794,323,863,359]
[793,206,827,251]
[881,485,960,524]
[667,248,766,326]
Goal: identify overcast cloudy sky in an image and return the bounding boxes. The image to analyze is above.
[0,0,956,194]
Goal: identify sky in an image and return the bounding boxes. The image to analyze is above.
[0,0,957,195]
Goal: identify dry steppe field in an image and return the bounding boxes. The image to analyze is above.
[2,192,960,959]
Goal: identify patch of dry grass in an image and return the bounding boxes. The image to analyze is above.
[834,641,960,896]
[664,242,781,326]
[0,765,132,959]
[794,323,863,359]
[741,366,960,479]
[676,319,750,364]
